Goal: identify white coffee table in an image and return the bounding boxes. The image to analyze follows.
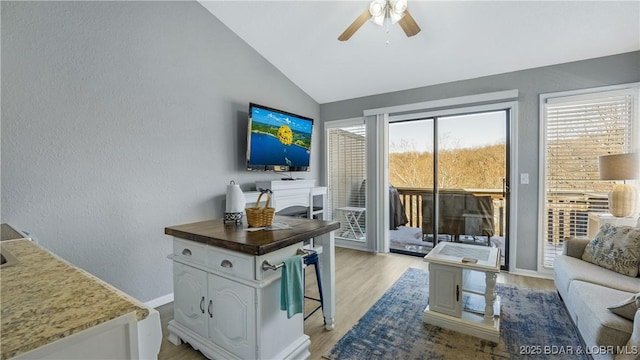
[423,241,501,342]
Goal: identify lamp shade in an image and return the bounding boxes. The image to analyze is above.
[598,153,639,217]
[598,153,639,180]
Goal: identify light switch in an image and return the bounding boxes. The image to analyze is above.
[520,173,529,185]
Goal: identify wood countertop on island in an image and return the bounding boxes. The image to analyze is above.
[165,216,340,255]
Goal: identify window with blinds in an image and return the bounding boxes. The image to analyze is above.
[326,122,367,242]
[541,85,637,269]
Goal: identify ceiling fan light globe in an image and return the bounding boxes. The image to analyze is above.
[390,0,408,14]
[371,15,385,26]
[369,5,382,16]
[369,0,386,16]
[369,0,387,26]
[340,0,418,40]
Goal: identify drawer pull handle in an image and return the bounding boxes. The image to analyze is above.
[182,248,192,256]
[221,259,233,268]
[208,300,213,318]
[200,296,205,314]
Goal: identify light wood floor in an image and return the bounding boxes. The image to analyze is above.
[156,247,555,360]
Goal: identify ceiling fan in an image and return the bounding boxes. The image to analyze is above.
[338,0,421,41]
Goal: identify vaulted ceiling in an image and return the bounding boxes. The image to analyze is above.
[200,1,640,104]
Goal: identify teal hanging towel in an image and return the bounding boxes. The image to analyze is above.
[280,255,304,319]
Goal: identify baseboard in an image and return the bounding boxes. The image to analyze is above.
[508,268,554,280]
[335,239,370,252]
[145,293,174,309]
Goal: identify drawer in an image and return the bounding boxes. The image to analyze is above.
[173,239,207,266]
[209,249,254,281]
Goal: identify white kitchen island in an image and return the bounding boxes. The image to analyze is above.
[165,216,339,360]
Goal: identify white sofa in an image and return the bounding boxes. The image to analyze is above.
[554,237,640,360]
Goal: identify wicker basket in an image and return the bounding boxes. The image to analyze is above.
[245,191,275,227]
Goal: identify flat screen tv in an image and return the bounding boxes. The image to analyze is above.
[246,103,313,172]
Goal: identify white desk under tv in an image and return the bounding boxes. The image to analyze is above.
[245,180,327,251]
[423,242,501,342]
[244,180,325,217]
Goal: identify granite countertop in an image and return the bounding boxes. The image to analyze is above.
[0,239,149,359]
[165,215,340,255]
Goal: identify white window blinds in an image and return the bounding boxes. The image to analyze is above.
[541,85,637,268]
[326,123,367,241]
[545,90,635,193]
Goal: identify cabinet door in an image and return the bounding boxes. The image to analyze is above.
[428,263,462,317]
[208,276,256,359]
[173,262,208,338]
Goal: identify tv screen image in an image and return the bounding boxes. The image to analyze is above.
[247,103,313,172]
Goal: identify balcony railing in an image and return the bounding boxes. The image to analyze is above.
[544,192,608,243]
[394,187,609,244]
[394,187,505,238]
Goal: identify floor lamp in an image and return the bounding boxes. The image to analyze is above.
[599,153,640,217]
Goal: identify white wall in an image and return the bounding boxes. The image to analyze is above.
[1,1,319,302]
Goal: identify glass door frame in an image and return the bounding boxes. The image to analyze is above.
[324,117,371,252]
[389,108,510,268]
[388,109,511,269]
[362,91,519,272]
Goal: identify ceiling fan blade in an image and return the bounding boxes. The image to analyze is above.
[338,9,372,41]
[398,10,421,37]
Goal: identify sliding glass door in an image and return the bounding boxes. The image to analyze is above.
[388,119,434,255]
[389,110,510,268]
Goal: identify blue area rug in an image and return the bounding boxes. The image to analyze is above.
[324,267,587,360]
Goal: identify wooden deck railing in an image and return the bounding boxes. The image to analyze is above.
[394,187,427,229]
[394,187,505,237]
[394,187,608,243]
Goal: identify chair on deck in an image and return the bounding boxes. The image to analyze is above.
[422,192,494,246]
[461,195,494,245]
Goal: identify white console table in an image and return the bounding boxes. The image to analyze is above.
[587,213,638,238]
[423,242,501,342]
[249,180,327,219]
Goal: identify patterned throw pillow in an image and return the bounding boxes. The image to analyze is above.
[582,224,640,277]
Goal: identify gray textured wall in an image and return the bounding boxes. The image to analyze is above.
[1,1,319,302]
[320,51,640,272]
